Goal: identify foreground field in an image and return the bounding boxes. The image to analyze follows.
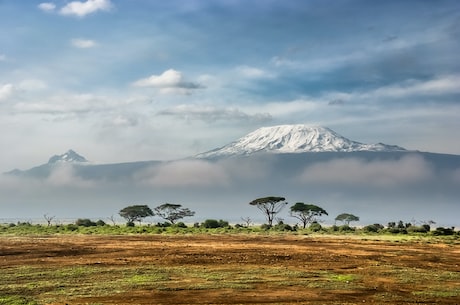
[1,234,459,305]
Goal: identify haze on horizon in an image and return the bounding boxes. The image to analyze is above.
[1,1,459,226]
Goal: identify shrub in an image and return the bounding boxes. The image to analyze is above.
[173,222,187,228]
[339,225,355,232]
[218,219,230,228]
[308,222,322,232]
[273,223,294,231]
[202,219,220,228]
[96,219,106,226]
[363,224,384,233]
[407,225,428,233]
[260,224,271,230]
[432,227,455,236]
[65,224,78,231]
[75,219,97,227]
[126,221,135,227]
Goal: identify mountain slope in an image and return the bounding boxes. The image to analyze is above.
[47,149,88,164]
[196,124,406,158]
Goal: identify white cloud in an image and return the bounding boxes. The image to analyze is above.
[0,84,13,101]
[71,38,97,48]
[299,155,434,187]
[157,104,272,123]
[136,160,229,187]
[17,79,47,91]
[60,0,112,17]
[46,164,93,188]
[236,66,274,78]
[369,74,460,98]
[110,114,140,127]
[13,93,109,114]
[134,69,182,87]
[132,69,202,95]
[38,2,56,12]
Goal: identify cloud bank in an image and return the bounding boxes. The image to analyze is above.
[38,0,112,17]
[133,69,202,95]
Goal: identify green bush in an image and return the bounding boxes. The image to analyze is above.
[363,223,384,233]
[308,222,322,232]
[75,218,97,227]
[273,223,294,231]
[432,227,455,236]
[407,225,428,233]
[260,224,271,230]
[202,219,220,228]
[157,222,172,227]
[338,225,355,232]
[173,222,187,228]
[96,219,106,226]
[65,224,78,231]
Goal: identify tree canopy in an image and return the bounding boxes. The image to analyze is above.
[119,205,154,225]
[290,202,328,228]
[335,213,360,225]
[154,203,195,224]
[249,196,288,227]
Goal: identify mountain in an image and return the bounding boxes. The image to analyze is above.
[3,127,460,226]
[47,149,88,164]
[5,149,89,178]
[4,149,160,180]
[195,124,406,158]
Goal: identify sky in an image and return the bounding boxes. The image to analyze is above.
[1,0,460,225]
[1,0,459,171]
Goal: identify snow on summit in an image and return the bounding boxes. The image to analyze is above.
[47,149,88,164]
[196,124,406,158]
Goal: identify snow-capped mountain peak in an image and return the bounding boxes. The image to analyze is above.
[47,149,88,164]
[196,124,406,158]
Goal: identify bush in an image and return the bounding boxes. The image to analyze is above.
[96,219,106,226]
[308,222,322,232]
[201,219,219,228]
[339,225,355,232]
[432,227,455,236]
[65,224,78,231]
[273,223,294,231]
[407,225,428,233]
[260,224,271,230]
[126,221,135,227]
[173,222,187,228]
[75,219,97,227]
[363,224,384,233]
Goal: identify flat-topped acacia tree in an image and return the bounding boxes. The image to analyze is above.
[249,196,288,227]
[154,203,195,224]
[290,202,328,229]
[335,213,360,226]
[119,205,154,226]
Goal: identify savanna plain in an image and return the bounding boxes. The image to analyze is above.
[1,232,459,305]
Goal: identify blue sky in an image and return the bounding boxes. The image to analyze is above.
[1,0,460,171]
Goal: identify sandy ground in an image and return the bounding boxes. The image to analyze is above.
[1,234,459,304]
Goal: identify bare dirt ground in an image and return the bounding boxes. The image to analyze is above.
[1,234,459,304]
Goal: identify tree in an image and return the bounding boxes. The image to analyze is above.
[119,205,154,225]
[154,203,195,224]
[43,214,55,227]
[335,213,359,225]
[290,203,328,229]
[249,196,288,227]
[240,216,253,227]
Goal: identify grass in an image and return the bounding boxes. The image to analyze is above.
[0,261,368,304]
